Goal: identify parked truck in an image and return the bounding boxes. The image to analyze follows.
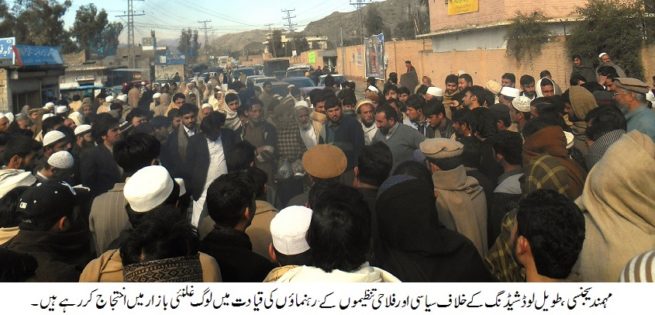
[263,58,290,79]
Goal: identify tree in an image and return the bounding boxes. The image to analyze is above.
[395,20,416,40]
[0,0,14,37]
[191,29,201,61]
[505,11,550,63]
[70,4,122,58]
[365,6,384,36]
[178,28,192,57]
[178,28,201,63]
[14,0,73,49]
[267,30,284,57]
[290,35,310,56]
[567,0,643,78]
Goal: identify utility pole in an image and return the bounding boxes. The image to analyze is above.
[281,9,297,33]
[117,0,145,69]
[198,20,212,57]
[350,0,371,41]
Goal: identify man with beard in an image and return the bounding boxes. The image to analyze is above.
[520,75,537,100]
[383,84,399,103]
[613,77,655,141]
[458,74,473,91]
[596,52,626,78]
[294,101,321,150]
[355,100,378,145]
[242,99,278,185]
[373,104,424,168]
[319,94,365,184]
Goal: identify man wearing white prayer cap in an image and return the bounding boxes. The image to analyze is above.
[262,205,313,282]
[0,112,11,134]
[499,86,521,108]
[42,130,71,159]
[425,86,443,101]
[36,151,74,183]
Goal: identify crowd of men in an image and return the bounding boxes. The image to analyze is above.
[0,51,653,283]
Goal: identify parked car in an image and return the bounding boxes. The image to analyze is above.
[318,74,345,87]
[286,65,311,78]
[283,77,315,88]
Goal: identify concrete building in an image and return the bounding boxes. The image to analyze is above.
[0,42,65,112]
[421,0,584,53]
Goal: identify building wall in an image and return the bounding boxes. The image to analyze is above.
[337,39,655,91]
[0,69,10,112]
[430,0,586,32]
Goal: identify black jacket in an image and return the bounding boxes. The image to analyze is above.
[2,228,94,282]
[200,226,273,282]
[319,115,365,170]
[161,125,194,178]
[184,129,239,201]
[79,144,121,198]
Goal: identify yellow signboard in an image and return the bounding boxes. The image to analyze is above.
[448,0,479,16]
[308,51,317,65]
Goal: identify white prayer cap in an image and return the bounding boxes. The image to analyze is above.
[0,112,12,123]
[68,112,83,126]
[294,100,310,109]
[152,92,162,100]
[564,131,575,150]
[500,87,520,99]
[598,52,608,59]
[43,102,55,109]
[426,86,443,97]
[74,124,92,136]
[366,85,379,93]
[41,113,55,121]
[201,103,212,109]
[124,166,174,213]
[42,130,66,147]
[55,105,68,114]
[117,94,128,103]
[47,151,74,170]
[270,206,313,255]
[105,96,114,103]
[512,96,532,113]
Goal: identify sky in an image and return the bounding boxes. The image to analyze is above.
[61,0,361,42]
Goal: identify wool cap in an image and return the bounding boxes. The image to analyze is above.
[512,96,532,113]
[613,77,650,95]
[270,206,313,256]
[302,144,347,179]
[485,80,502,95]
[420,138,464,160]
[355,100,374,113]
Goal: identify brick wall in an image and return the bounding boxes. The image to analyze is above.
[430,0,586,32]
[337,39,655,90]
[0,69,9,112]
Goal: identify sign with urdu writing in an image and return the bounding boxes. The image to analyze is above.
[448,0,479,15]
